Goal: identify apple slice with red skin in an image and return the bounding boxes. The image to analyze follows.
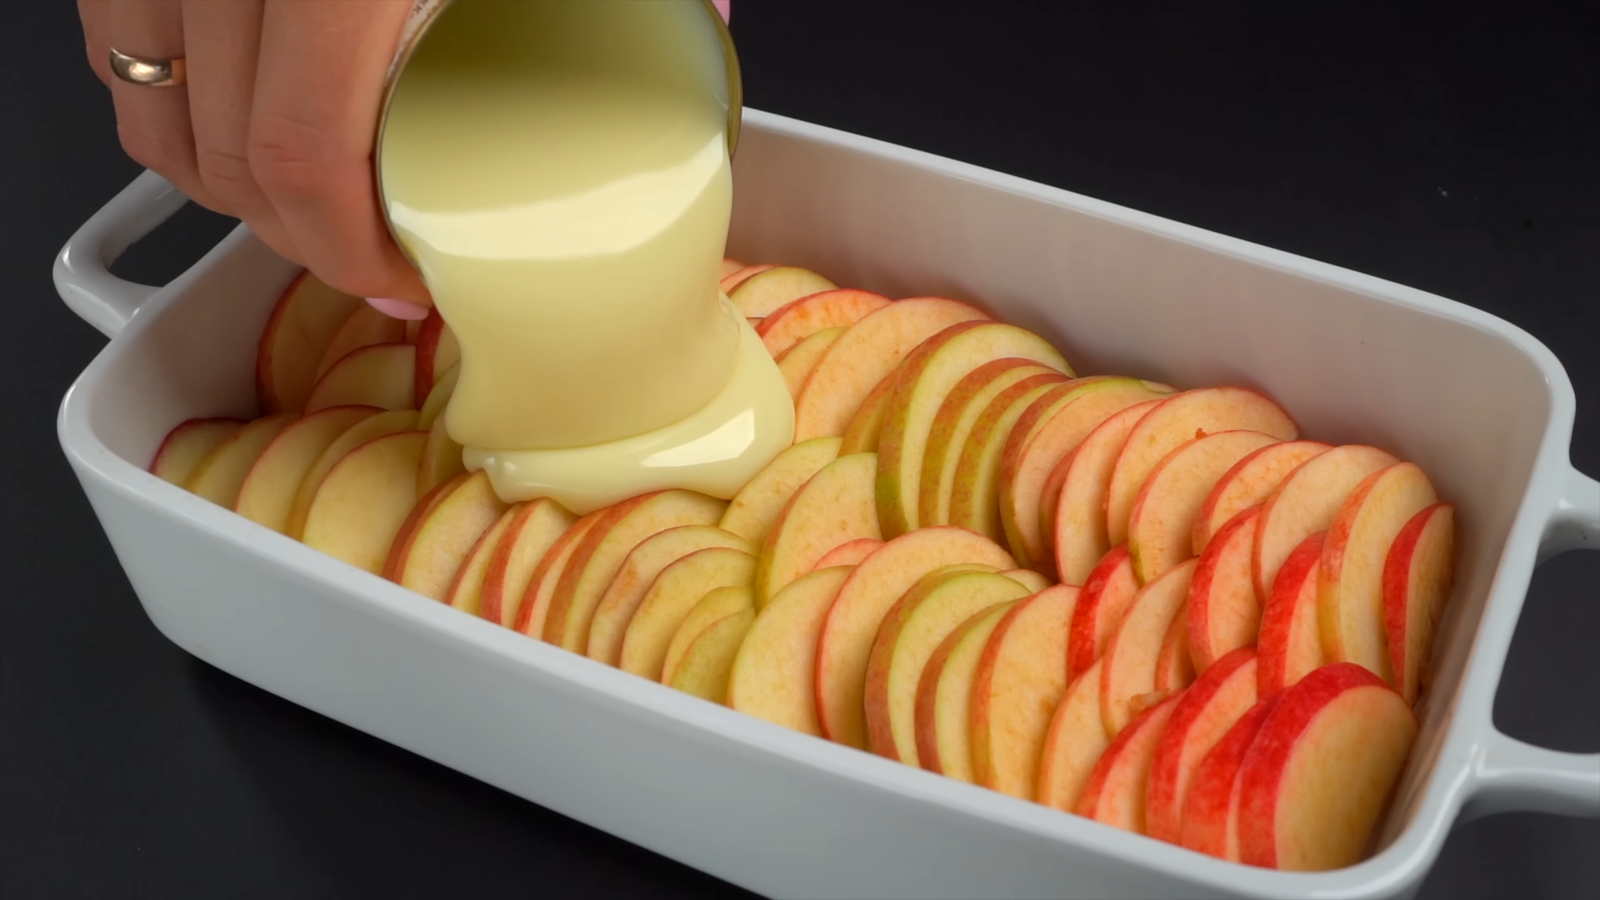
[1193,440,1332,555]
[663,585,754,686]
[151,417,246,486]
[1052,400,1163,584]
[256,271,363,413]
[727,566,854,736]
[1145,646,1259,844]
[411,308,460,408]
[718,437,841,545]
[314,303,407,381]
[305,343,416,413]
[1384,503,1456,705]
[513,510,605,638]
[1257,532,1328,696]
[587,525,753,665]
[383,470,509,600]
[812,538,884,570]
[416,412,466,496]
[617,547,757,681]
[285,409,419,540]
[948,375,1072,541]
[443,508,514,618]
[1036,658,1111,811]
[416,362,458,431]
[1075,691,1184,834]
[1319,462,1438,684]
[1067,545,1139,682]
[719,257,746,278]
[914,601,1016,782]
[186,413,298,509]
[1187,506,1264,673]
[1153,598,1196,693]
[1106,387,1300,548]
[719,263,775,293]
[971,584,1080,799]
[757,288,892,357]
[1253,444,1400,603]
[301,430,428,574]
[1100,558,1196,735]
[666,608,756,704]
[837,369,898,454]
[754,452,881,605]
[1237,663,1418,871]
[727,266,837,317]
[235,406,380,534]
[777,327,846,399]
[1179,694,1281,861]
[921,360,1061,528]
[477,498,577,628]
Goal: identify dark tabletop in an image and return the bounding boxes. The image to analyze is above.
[3,2,1595,897]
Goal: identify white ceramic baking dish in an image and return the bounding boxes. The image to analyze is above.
[53,109,1598,899]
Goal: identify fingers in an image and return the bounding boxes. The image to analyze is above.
[250,0,429,306]
[78,0,113,88]
[106,0,225,212]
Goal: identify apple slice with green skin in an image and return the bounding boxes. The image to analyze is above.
[757,289,892,357]
[914,602,1017,781]
[1153,598,1196,693]
[728,566,853,736]
[1145,646,1258,843]
[417,362,459,431]
[416,412,465,496]
[618,547,756,681]
[1037,658,1111,811]
[301,430,428,574]
[1384,503,1456,705]
[1127,430,1282,585]
[443,508,515,617]
[1000,568,1052,593]
[314,303,406,381]
[837,369,898,454]
[719,257,747,278]
[1067,545,1138,682]
[877,322,1071,538]
[285,409,419,539]
[151,418,246,486]
[667,608,756,704]
[411,308,460,408]
[234,406,380,534]
[544,490,728,651]
[777,327,846,399]
[1179,694,1280,861]
[1253,444,1400,603]
[754,453,881,605]
[727,266,838,317]
[1075,691,1183,833]
[514,510,604,638]
[948,375,1072,541]
[1192,440,1332,555]
[793,297,988,441]
[719,263,776,294]
[971,584,1080,799]
[256,271,363,414]
[1257,532,1328,696]
[1106,387,1300,548]
[717,437,841,545]
[382,470,508,600]
[1319,462,1438,684]
[477,498,577,627]
[663,585,755,686]
[304,343,417,413]
[813,538,883,570]
[922,360,1062,528]
[186,413,298,508]
[866,568,1027,765]
[1053,400,1163,584]
[816,527,1016,749]
[1100,558,1196,735]
[1000,378,1174,575]
[1237,663,1418,871]
[588,525,753,665]
[1187,506,1264,673]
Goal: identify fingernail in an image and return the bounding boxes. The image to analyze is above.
[366,297,432,320]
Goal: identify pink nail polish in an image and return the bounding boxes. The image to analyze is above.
[366,297,432,320]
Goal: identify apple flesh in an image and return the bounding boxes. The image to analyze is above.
[719,257,746,278]
[1074,691,1183,834]
[1052,399,1163,584]
[587,524,753,665]
[665,608,756,704]
[300,430,428,574]
[662,585,754,687]
[1067,544,1139,682]
[477,498,578,628]
[754,452,881,605]
[383,470,508,600]
[617,546,756,681]
[150,417,246,486]
[718,437,842,545]
[727,266,838,317]
[757,288,892,357]
[513,510,604,638]
[185,413,298,509]
[1153,598,1196,693]
[1100,558,1196,735]
[969,585,1079,799]
[1252,443,1400,602]
[304,342,417,413]
[1193,440,1331,555]
[234,406,380,534]
[411,308,460,408]
[837,369,898,454]
[416,361,458,431]
[314,303,407,381]
[285,409,419,539]
[416,411,466,496]
[1257,532,1328,696]
[813,538,884,570]
[913,602,1016,782]
[1144,646,1258,843]
[1186,506,1264,673]
[255,271,363,413]
[1384,503,1456,705]
[777,327,847,399]
[1036,658,1111,812]
[727,566,853,736]
[1179,694,1280,861]
[443,508,514,618]
[719,263,776,293]
[948,375,1072,541]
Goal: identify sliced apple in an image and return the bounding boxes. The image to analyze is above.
[1074,691,1183,834]
[1100,558,1196,735]
[235,406,381,533]
[314,303,407,381]
[1066,545,1138,682]
[256,271,363,413]
[1384,503,1456,705]
[1037,658,1112,812]
[813,538,884,570]
[416,412,466,496]
[1000,568,1052,593]
[588,525,753,665]
[1106,387,1300,547]
[717,437,841,545]
[1257,532,1328,696]
[876,322,1071,537]
[866,569,1029,765]
[285,409,419,539]
[727,566,854,736]
[304,343,416,413]
[1319,462,1439,685]
[758,288,892,357]
[777,326,847,399]
[1145,646,1259,843]
[948,375,1072,541]
[1187,506,1265,673]
[1237,663,1418,871]
[1252,444,1401,603]
[1193,440,1332,555]
[412,308,460,408]
[1179,695,1281,861]
[150,418,246,486]
[618,546,757,680]
[836,369,898,454]
[478,498,577,627]
[544,490,728,651]
[719,257,747,278]
[816,527,1016,749]
[300,430,428,574]
[1037,447,1074,561]
[442,507,515,617]
[1052,400,1163,584]
[513,510,605,638]
[1153,598,1196,693]
[727,266,837,317]
[666,608,756,704]
[662,584,755,686]
[185,413,298,509]
[792,297,988,441]
[382,470,508,600]
[971,584,1080,799]
[915,602,1017,782]
[417,361,459,431]
[922,360,1062,528]
[719,263,777,294]
[1126,430,1281,585]
[753,452,881,605]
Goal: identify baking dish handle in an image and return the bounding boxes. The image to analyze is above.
[1470,464,1600,820]
[53,169,188,338]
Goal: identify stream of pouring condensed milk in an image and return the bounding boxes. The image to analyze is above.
[377,0,793,514]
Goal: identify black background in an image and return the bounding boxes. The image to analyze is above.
[3,2,1596,897]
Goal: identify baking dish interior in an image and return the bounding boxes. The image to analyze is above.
[76,115,1556,869]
